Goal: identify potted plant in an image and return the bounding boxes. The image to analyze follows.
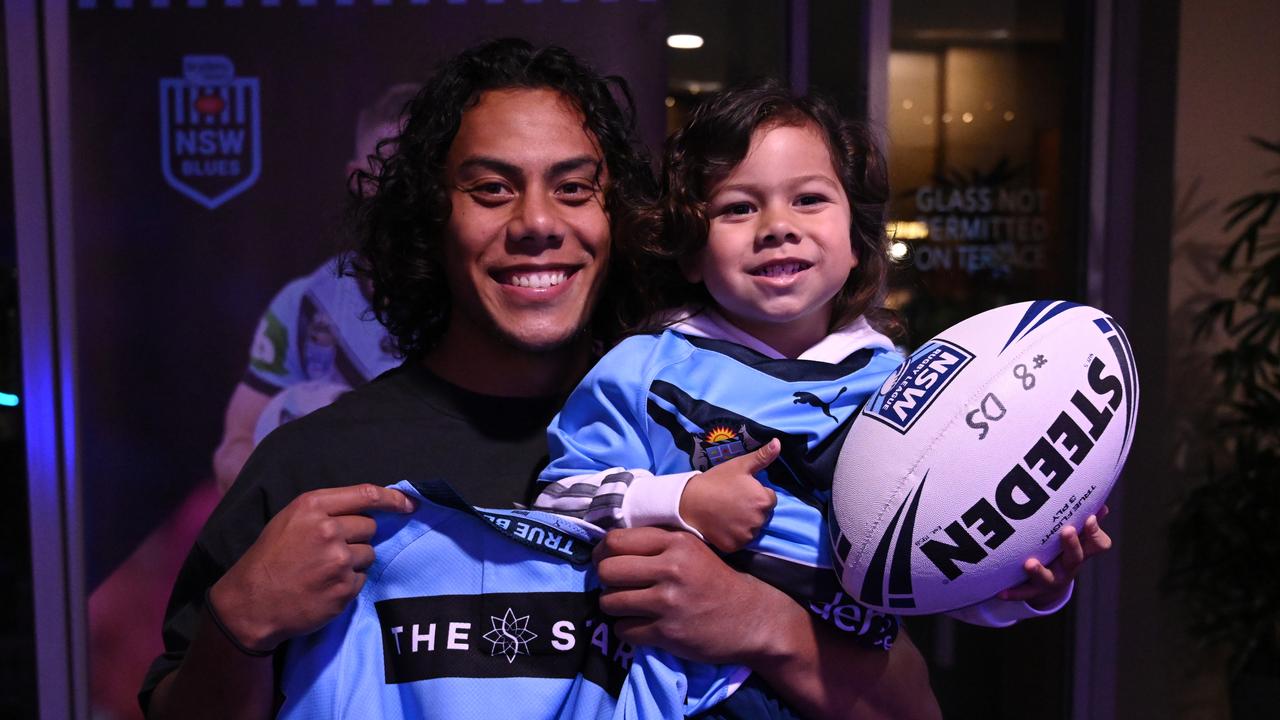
[1166,136,1280,718]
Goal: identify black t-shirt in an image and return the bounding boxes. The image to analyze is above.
[138,363,561,711]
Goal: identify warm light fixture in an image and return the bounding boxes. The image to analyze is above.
[888,221,929,240]
[889,241,911,260]
[667,34,704,50]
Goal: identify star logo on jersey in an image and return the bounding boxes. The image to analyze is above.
[483,608,538,663]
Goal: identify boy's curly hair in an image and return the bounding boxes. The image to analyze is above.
[623,78,900,339]
[346,38,656,358]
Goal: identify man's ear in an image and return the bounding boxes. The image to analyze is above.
[345,161,364,193]
[678,252,703,284]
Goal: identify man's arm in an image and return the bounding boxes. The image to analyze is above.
[594,527,940,720]
[145,484,414,720]
[212,382,274,494]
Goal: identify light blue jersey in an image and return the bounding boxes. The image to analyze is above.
[279,480,743,720]
[246,258,398,394]
[541,326,905,643]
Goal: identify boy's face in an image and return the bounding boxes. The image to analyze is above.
[687,122,856,355]
[439,87,612,353]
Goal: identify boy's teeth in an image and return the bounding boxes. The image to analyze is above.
[508,270,568,289]
[757,262,807,277]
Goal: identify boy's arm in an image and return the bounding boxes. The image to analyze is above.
[948,508,1111,627]
[532,467,701,532]
[534,439,780,552]
[594,527,940,720]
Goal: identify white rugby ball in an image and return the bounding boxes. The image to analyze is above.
[829,301,1137,614]
[253,380,352,445]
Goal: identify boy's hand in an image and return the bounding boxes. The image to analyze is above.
[679,438,780,552]
[998,505,1112,610]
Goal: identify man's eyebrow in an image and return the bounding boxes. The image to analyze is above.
[455,156,523,177]
[548,155,602,177]
[454,155,601,180]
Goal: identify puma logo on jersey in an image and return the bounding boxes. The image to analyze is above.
[793,387,847,423]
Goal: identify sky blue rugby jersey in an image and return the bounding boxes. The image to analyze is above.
[278,480,742,720]
[542,329,906,646]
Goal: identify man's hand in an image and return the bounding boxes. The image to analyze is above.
[679,439,779,552]
[594,526,782,664]
[999,505,1112,609]
[593,525,940,719]
[209,483,415,652]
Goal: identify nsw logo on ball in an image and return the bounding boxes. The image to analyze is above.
[864,340,975,434]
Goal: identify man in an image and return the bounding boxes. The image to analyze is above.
[212,84,419,493]
[142,40,940,719]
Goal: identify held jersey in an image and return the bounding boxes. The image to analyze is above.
[246,258,397,394]
[278,480,744,720]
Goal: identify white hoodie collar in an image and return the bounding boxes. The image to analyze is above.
[666,307,895,363]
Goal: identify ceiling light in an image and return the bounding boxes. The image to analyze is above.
[667,34,704,50]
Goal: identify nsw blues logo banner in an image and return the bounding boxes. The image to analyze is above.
[159,55,261,209]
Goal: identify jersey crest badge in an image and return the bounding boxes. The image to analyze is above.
[159,55,261,210]
[691,422,762,471]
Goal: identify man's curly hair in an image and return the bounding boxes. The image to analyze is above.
[622,78,901,339]
[347,38,656,359]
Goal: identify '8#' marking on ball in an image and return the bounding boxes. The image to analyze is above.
[829,301,1138,614]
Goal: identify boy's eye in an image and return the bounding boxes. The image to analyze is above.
[796,194,827,207]
[724,202,754,216]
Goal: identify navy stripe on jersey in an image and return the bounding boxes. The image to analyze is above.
[414,480,596,565]
[648,380,820,507]
[679,334,878,382]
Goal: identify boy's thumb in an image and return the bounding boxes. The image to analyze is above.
[740,437,781,473]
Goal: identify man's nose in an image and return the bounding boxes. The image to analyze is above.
[507,190,564,249]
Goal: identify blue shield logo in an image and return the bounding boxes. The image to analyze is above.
[159,55,261,210]
[863,339,975,434]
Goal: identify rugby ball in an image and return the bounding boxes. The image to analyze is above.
[253,380,352,445]
[829,301,1137,614]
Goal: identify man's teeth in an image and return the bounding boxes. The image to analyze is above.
[754,262,809,277]
[507,270,568,289]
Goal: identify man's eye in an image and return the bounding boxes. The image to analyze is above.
[558,181,597,200]
[474,182,510,196]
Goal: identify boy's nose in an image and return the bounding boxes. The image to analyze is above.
[759,212,800,246]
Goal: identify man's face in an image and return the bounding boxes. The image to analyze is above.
[441,87,611,353]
